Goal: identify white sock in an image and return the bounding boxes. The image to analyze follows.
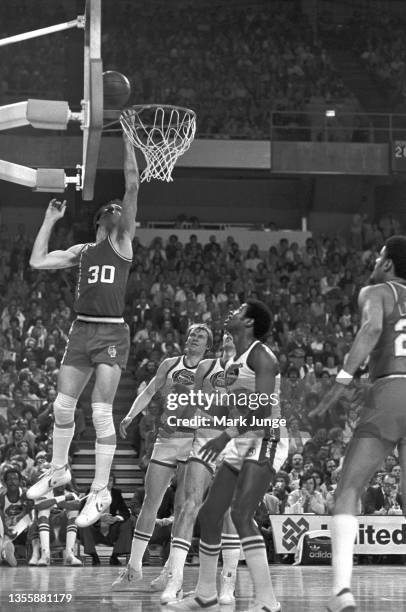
[31,538,40,558]
[241,536,277,608]
[130,529,153,570]
[331,514,358,595]
[38,518,50,557]
[196,540,221,600]
[221,533,240,576]
[52,425,75,467]
[92,441,116,490]
[171,538,190,579]
[65,518,78,553]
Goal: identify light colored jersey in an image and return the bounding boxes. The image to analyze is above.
[225,340,280,410]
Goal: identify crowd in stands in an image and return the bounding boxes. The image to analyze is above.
[346,10,406,112]
[0,210,403,566]
[0,0,356,139]
[104,1,354,139]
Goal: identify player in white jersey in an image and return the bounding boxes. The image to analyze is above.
[168,299,288,612]
[112,323,212,591]
[160,331,240,605]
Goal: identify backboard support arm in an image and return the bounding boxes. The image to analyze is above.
[0,17,84,48]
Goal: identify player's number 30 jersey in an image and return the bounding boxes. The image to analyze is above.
[74,236,132,317]
[369,281,406,381]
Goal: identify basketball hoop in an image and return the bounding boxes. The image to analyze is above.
[120,104,196,182]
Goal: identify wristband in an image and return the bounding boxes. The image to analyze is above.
[336,369,353,386]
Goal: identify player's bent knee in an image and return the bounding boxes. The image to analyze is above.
[92,402,115,438]
[54,393,77,426]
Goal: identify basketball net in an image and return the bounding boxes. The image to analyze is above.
[120,104,196,182]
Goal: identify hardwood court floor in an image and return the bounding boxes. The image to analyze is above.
[0,564,404,611]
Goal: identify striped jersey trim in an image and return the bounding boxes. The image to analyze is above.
[76,314,124,324]
[108,236,133,262]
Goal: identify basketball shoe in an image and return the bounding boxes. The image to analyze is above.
[218,571,236,605]
[1,538,17,567]
[27,464,71,500]
[150,565,170,591]
[326,589,356,612]
[37,552,50,567]
[75,487,111,528]
[64,550,82,566]
[160,573,183,604]
[165,594,220,611]
[112,564,144,591]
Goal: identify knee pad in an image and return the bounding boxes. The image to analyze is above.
[92,402,115,438]
[54,393,77,426]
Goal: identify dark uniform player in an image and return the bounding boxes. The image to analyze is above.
[27,122,139,530]
[312,236,406,612]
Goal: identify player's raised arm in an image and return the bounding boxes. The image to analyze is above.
[340,285,384,375]
[117,117,139,242]
[311,285,384,417]
[119,357,178,438]
[30,199,84,270]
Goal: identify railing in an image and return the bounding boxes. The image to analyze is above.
[270,111,406,144]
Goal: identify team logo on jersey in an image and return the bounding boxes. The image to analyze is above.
[210,370,225,389]
[172,369,195,386]
[225,364,241,386]
[247,446,256,457]
[108,345,117,358]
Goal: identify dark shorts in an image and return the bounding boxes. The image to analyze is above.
[355,377,406,443]
[62,320,130,370]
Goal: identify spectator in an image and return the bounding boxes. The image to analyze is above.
[78,474,133,566]
[364,474,403,515]
[264,471,290,514]
[0,467,33,566]
[286,474,326,514]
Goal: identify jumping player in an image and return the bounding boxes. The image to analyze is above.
[168,299,288,612]
[160,331,239,605]
[310,236,406,612]
[112,323,213,591]
[27,124,139,529]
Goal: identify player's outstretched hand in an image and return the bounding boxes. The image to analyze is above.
[44,198,67,222]
[119,415,132,439]
[199,431,230,463]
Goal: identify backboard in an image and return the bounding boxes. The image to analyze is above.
[82,0,103,201]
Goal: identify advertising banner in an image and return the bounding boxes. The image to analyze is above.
[271,515,406,555]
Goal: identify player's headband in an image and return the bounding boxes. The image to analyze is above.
[94,202,122,228]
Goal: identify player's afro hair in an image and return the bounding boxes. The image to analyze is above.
[245,298,272,340]
[385,235,406,280]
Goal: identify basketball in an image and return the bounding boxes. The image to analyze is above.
[103,70,131,109]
